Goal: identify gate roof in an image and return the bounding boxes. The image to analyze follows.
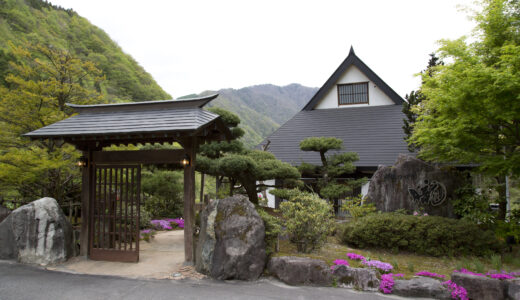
[24,94,231,149]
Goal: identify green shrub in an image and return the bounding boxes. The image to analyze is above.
[340,213,502,257]
[280,192,334,253]
[257,207,282,256]
[142,170,183,218]
[341,194,377,218]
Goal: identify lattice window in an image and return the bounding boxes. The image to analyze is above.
[338,82,369,105]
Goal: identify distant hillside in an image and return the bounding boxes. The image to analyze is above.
[188,84,318,148]
[0,0,170,102]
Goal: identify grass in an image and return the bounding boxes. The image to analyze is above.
[275,236,520,279]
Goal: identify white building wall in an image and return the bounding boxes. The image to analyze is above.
[261,179,276,208]
[314,65,394,109]
[361,181,370,198]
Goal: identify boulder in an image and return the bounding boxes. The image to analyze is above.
[0,205,10,223]
[267,256,332,286]
[507,278,520,300]
[0,197,74,265]
[331,265,379,291]
[195,195,266,280]
[366,154,466,217]
[451,272,507,300]
[393,277,451,299]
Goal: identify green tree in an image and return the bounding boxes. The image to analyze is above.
[197,107,245,196]
[0,42,105,202]
[298,137,365,202]
[410,0,520,219]
[402,54,442,152]
[197,108,301,204]
[142,169,184,218]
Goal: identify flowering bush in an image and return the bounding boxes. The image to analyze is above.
[455,268,520,280]
[165,218,185,228]
[346,253,365,261]
[150,218,184,230]
[379,273,404,294]
[151,219,172,230]
[332,259,349,266]
[140,229,156,242]
[362,259,393,273]
[415,271,446,279]
[487,273,514,280]
[442,280,468,300]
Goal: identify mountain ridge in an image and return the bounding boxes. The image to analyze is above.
[0,0,170,102]
[194,83,318,148]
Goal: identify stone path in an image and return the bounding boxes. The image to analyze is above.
[48,230,198,279]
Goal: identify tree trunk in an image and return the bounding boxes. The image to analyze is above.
[216,176,221,199]
[200,172,205,202]
[229,178,235,196]
[243,180,258,205]
[496,175,507,220]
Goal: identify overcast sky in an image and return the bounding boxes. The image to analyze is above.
[51,0,477,99]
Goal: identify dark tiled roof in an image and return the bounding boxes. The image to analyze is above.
[303,47,404,111]
[261,105,412,168]
[24,94,220,138]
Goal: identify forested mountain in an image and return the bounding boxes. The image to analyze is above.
[187,84,319,148]
[0,0,170,101]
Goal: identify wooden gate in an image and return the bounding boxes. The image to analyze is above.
[89,164,141,262]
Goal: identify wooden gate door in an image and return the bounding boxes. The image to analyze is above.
[89,164,141,262]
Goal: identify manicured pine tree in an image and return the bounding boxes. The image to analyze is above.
[298,137,365,212]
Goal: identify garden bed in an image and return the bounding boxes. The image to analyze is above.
[275,237,520,279]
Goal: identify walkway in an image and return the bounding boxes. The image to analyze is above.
[49,230,191,279]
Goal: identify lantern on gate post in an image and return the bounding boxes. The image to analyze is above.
[181,154,190,167]
[77,156,88,168]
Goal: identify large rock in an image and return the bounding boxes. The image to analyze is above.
[267,256,332,286]
[0,197,74,265]
[366,154,466,217]
[451,272,507,300]
[393,277,451,299]
[507,278,520,300]
[0,205,10,223]
[331,265,379,291]
[195,195,266,280]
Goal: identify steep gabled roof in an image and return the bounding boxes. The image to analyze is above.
[262,105,411,169]
[302,47,404,111]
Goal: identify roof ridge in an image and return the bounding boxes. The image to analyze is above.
[302,49,403,111]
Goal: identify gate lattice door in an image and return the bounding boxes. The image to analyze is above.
[89,164,141,262]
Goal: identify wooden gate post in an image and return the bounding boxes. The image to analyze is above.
[80,150,92,256]
[183,138,197,263]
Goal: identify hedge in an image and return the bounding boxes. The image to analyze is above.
[340,213,502,257]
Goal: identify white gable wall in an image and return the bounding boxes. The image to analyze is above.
[314,65,395,109]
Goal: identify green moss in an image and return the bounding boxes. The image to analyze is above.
[231,204,247,217]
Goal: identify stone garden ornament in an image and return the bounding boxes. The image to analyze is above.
[408,180,447,207]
